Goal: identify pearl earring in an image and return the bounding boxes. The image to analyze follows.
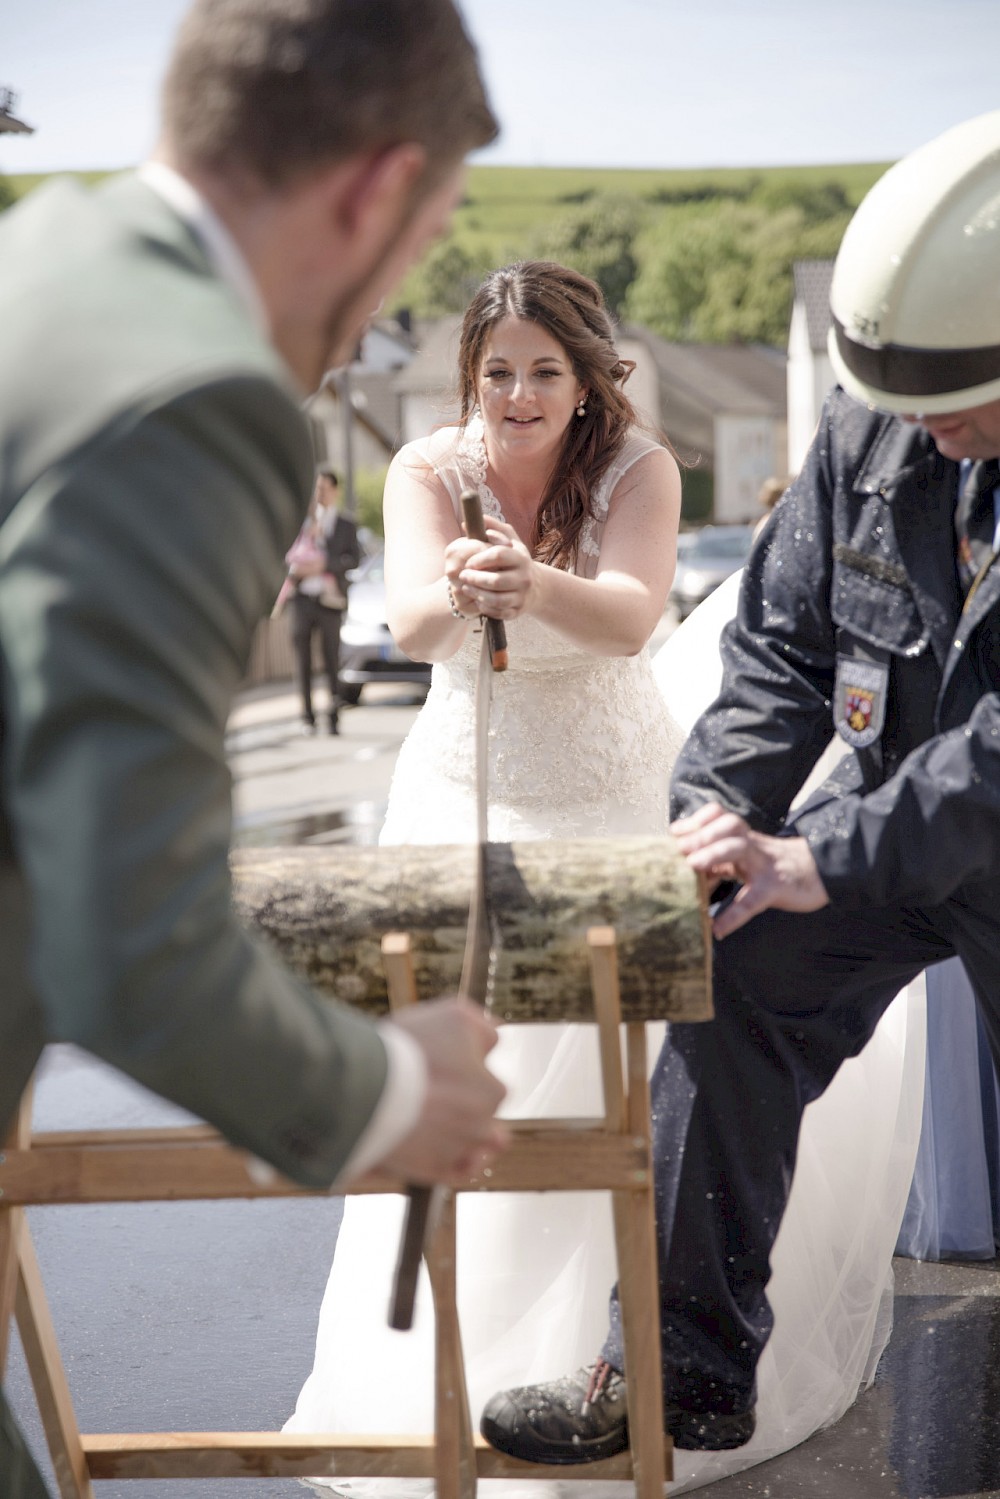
[576,398,587,418]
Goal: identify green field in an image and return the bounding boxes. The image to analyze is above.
[4,169,110,201]
[3,158,890,226]
[441,160,888,260]
[460,159,886,217]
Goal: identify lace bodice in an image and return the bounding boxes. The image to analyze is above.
[379,418,685,844]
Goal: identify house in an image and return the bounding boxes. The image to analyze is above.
[621,329,788,523]
[305,319,415,492]
[787,259,836,474]
[393,315,465,442]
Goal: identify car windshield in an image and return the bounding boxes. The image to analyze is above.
[688,527,753,560]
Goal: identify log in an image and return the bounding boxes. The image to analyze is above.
[232,837,712,1024]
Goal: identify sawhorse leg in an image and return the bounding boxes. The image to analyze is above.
[382,934,476,1499]
[1,1085,94,1499]
[589,928,669,1499]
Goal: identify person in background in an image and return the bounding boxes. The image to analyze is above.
[0,2,504,1491]
[283,464,360,735]
[753,472,794,539]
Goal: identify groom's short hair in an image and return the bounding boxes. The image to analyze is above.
[161,0,497,192]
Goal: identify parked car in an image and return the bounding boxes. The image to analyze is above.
[669,523,755,619]
[339,551,432,704]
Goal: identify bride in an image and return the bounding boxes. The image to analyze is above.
[284,261,924,1493]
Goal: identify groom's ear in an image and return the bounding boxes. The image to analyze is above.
[333,143,428,244]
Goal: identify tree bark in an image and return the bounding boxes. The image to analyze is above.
[232,837,712,1024]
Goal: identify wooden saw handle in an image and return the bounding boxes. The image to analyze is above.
[460,489,508,671]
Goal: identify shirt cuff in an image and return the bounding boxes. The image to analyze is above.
[334,1019,428,1184]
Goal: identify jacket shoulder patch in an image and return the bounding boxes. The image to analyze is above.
[834,655,889,748]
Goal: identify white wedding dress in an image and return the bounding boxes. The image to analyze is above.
[285,440,927,1493]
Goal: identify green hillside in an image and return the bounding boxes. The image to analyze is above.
[406,161,891,344]
[2,159,892,345]
[455,160,884,240]
[4,169,110,201]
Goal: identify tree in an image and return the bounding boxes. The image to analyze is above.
[352,466,390,538]
[750,177,852,221]
[529,195,644,317]
[402,240,494,316]
[626,202,850,345]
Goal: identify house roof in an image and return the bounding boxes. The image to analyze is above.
[392,315,464,396]
[622,327,786,460]
[792,260,835,352]
[360,319,415,365]
[310,370,402,455]
[0,86,32,134]
[632,333,785,415]
[343,372,400,450]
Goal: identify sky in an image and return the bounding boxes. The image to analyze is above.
[2,0,998,176]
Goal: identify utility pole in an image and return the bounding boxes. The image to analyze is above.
[339,367,356,520]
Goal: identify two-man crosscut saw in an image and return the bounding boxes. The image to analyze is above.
[388,489,508,1330]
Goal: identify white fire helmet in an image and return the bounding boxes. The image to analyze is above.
[829,110,1000,415]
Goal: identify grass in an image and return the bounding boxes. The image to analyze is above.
[3,158,891,218]
[464,160,887,204]
[3,169,114,201]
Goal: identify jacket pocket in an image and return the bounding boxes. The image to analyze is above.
[830,543,928,659]
[831,546,929,756]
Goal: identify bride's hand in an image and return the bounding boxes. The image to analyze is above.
[457,522,536,620]
[442,533,497,617]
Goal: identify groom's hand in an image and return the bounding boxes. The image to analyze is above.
[380,997,509,1184]
[671,801,829,938]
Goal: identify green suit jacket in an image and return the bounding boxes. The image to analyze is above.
[0,174,388,1185]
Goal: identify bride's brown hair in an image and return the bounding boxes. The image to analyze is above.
[456,261,652,570]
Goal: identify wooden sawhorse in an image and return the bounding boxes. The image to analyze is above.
[1,927,670,1497]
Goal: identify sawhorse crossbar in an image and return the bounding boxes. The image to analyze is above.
[0,927,671,1497]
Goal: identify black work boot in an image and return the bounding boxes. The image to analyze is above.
[481,1361,628,1464]
[480,1359,756,1463]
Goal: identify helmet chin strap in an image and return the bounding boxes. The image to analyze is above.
[831,318,1000,404]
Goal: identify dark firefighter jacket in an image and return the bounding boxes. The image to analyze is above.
[671,386,1000,915]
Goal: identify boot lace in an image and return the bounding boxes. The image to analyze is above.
[580,1358,616,1414]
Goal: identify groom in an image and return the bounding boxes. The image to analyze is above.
[482,108,1000,1459]
[0,2,505,1491]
